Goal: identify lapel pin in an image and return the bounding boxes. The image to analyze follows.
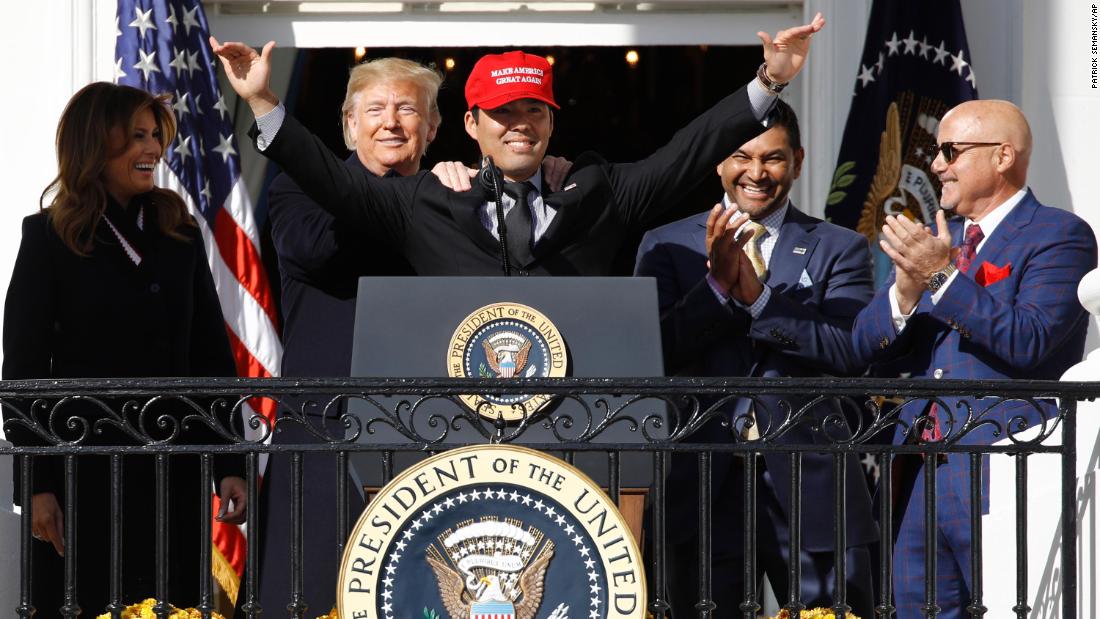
[792,247,807,255]
[563,183,577,192]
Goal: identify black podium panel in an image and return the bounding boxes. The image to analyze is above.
[349,277,667,487]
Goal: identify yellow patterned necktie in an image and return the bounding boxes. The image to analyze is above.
[742,220,768,279]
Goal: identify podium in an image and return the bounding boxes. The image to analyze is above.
[348,277,667,539]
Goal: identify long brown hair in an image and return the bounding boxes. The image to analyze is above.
[40,82,192,255]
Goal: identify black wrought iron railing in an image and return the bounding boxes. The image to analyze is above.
[0,377,1093,619]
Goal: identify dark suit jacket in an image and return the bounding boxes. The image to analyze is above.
[259,156,414,613]
[268,154,413,377]
[253,86,766,275]
[1,203,239,612]
[635,204,878,552]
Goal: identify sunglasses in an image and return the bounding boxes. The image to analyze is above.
[936,141,1002,163]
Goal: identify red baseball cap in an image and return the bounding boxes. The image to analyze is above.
[464,51,559,111]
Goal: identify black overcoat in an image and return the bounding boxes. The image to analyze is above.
[2,201,240,615]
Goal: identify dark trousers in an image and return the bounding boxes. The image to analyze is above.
[892,456,973,619]
[664,456,874,618]
[247,415,364,617]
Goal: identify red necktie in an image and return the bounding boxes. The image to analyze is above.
[922,224,985,444]
[955,223,984,274]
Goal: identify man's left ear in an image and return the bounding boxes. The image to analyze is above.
[427,122,439,144]
[792,147,805,179]
[995,144,1016,172]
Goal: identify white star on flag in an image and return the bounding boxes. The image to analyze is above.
[128,6,156,39]
[173,135,192,166]
[168,49,189,76]
[857,64,875,87]
[212,133,237,162]
[933,41,950,65]
[182,5,201,35]
[213,94,230,121]
[918,37,932,59]
[166,4,179,30]
[186,50,203,77]
[950,50,969,76]
[902,30,919,55]
[132,49,160,81]
[171,91,191,119]
[885,32,901,56]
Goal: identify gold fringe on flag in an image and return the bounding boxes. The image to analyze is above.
[211,542,240,606]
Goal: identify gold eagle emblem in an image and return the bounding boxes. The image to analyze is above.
[483,334,532,378]
[425,518,554,619]
[856,101,902,242]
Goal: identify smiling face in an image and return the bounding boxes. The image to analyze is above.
[717,125,803,220]
[102,106,162,205]
[348,79,438,177]
[464,98,553,182]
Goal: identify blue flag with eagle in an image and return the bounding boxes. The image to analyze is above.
[825,0,978,285]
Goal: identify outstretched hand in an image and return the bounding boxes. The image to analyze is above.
[757,12,825,84]
[209,36,280,116]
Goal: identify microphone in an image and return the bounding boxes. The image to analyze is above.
[478,156,512,275]
[478,156,503,195]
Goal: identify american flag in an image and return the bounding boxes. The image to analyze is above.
[114,0,282,602]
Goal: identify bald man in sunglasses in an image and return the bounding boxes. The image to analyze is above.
[851,100,1097,618]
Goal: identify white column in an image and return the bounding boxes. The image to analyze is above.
[797,0,871,219]
[0,0,116,375]
[1017,0,1100,347]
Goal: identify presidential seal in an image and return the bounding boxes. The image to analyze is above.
[338,445,645,619]
[447,303,568,421]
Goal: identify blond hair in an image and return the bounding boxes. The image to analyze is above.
[340,57,443,150]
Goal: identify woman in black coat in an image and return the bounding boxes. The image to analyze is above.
[2,82,246,615]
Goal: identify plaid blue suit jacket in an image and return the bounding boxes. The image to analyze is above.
[852,190,1097,510]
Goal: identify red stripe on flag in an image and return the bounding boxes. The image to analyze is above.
[214,325,279,580]
[213,208,280,332]
[225,320,273,379]
[224,323,278,426]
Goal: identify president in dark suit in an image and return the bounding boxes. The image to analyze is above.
[852,100,1097,619]
[255,58,430,615]
[635,100,877,617]
[210,13,826,277]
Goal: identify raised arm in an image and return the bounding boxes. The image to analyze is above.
[211,37,414,245]
[606,14,825,226]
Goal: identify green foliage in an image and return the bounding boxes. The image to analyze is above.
[423,608,439,619]
[479,362,493,378]
[827,161,858,206]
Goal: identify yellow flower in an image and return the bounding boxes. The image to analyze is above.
[770,609,860,619]
[95,599,225,619]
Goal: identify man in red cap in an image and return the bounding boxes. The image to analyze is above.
[212,14,823,278]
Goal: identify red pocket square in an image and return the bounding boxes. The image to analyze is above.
[975,261,1011,286]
